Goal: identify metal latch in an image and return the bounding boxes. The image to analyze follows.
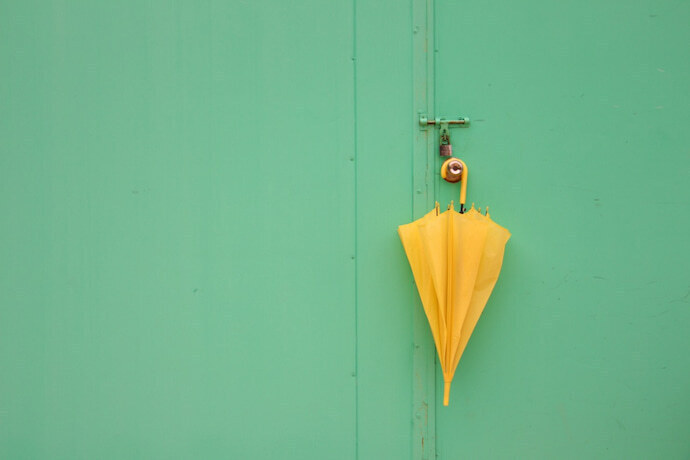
[419,114,470,157]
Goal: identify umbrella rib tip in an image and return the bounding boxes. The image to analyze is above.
[443,381,452,406]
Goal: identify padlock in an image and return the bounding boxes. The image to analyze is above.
[439,124,452,156]
[439,142,453,157]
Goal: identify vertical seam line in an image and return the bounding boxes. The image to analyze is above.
[352,0,359,457]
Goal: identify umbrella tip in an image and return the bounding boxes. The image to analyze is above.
[485,206,490,217]
[443,381,451,406]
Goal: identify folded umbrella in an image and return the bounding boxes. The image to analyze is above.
[399,160,511,406]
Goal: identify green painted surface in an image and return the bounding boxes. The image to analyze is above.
[433,0,690,458]
[354,3,416,459]
[0,1,360,458]
[1,1,688,459]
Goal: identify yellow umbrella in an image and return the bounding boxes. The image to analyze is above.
[398,160,511,406]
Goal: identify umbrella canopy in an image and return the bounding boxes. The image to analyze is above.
[398,165,510,406]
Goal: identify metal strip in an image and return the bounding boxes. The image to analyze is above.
[412,0,436,457]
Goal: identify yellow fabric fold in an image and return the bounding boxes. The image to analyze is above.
[399,207,510,406]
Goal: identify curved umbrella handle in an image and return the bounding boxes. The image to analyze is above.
[458,159,468,211]
[441,158,469,212]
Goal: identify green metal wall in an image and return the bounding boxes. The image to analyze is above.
[1,1,688,459]
[432,0,690,458]
[0,1,360,458]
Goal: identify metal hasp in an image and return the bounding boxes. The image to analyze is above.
[419,114,470,157]
[418,115,470,126]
